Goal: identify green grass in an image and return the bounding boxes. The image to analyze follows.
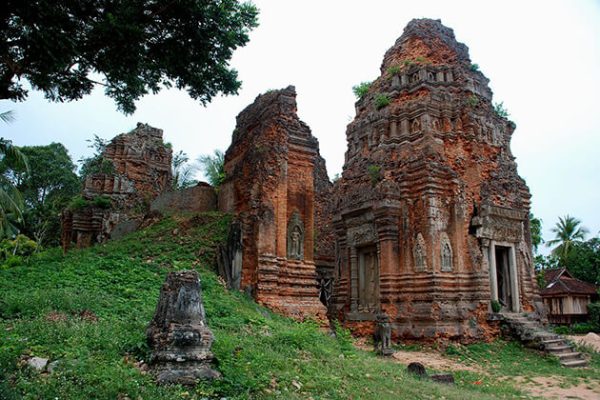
[1,212,597,399]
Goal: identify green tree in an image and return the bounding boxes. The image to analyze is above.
[4,143,80,245]
[546,215,588,266]
[198,150,225,187]
[78,135,113,179]
[0,111,29,239]
[529,213,543,253]
[172,150,198,189]
[562,237,600,285]
[1,1,259,113]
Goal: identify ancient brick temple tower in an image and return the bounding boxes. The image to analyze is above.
[62,123,172,249]
[218,86,329,319]
[331,19,541,340]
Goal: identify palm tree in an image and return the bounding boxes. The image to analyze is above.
[546,215,588,266]
[0,110,29,238]
[198,150,225,187]
[172,150,198,189]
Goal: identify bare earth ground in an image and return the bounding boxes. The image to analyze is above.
[355,338,600,399]
[507,376,600,400]
[566,333,600,353]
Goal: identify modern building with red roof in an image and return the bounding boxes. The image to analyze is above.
[541,268,598,324]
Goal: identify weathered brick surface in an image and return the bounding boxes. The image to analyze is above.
[218,86,328,320]
[62,123,172,249]
[151,183,217,215]
[331,19,540,341]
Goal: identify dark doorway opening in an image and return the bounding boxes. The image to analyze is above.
[495,246,513,310]
[358,245,379,312]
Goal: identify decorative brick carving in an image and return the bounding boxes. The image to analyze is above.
[217,86,328,320]
[62,123,172,249]
[331,19,540,341]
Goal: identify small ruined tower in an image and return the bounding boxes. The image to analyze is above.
[331,19,541,340]
[62,123,172,249]
[218,86,330,320]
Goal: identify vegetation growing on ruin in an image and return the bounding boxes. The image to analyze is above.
[387,65,402,76]
[467,95,479,107]
[374,94,391,110]
[493,101,510,118]
[352,81,372,99]
[367,164,382,185]
[470,63,480,72]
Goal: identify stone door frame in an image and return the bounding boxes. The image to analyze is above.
[488,240,520,312]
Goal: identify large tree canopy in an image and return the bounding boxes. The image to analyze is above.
[1,0,259,113]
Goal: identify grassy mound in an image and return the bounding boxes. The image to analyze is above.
[0,212,558,399]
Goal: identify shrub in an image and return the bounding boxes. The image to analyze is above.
[374,94,390,110]
[553,325,570,335]
[352,81,372,99]
[0,234,38,265]
[367,165,381,185]
[415,56,426,63]
[403,59,414,67]
[571,323,595,334]
[387,65,401,76]
[493,101,510,118]
[467,95,479,107]
[92,195,112,209]
[68,195,90,210]
[470,63,480,71]
[588,302,600,330]
[491,300,501,313]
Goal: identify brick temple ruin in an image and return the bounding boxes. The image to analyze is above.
[62,19,543,341]
[62,123,172,249]
[217,86,331,319]
[218,19,542,339]
[329,19,541,340]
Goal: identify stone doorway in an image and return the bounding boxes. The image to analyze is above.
[358,245,379,312]
[495,246,512,310]
[491,243,520,312]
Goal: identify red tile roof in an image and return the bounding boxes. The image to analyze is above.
[541,268,598,296]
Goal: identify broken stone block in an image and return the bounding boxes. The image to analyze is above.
[430,374,455,385]
[26,357,49,371]
[146,271,220,385]
[407,362,427,378]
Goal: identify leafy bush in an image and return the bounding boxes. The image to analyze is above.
[68,195,90,210]
[367,165,382,185]
[387,65,401,76]
[491,300,501,313]
[92,195,112,209]
[470,63,480,71]
[553,325,570,335]
[374,94,390,110]
[571,323,595,334]
[352,81,372,99]
[493,101,510,118]
[403,59,414,67]
[0,234,38,268]
[467,95,479,107]
[415,56,426,63]
[588,302,600,330]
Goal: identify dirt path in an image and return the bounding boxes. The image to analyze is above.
[566,333,600,353]
[390,350,482,373]
[509,376,600,400]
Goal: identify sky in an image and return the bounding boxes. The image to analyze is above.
[1,0,599,250]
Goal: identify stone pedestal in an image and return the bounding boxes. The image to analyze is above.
[146,271,219,385]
